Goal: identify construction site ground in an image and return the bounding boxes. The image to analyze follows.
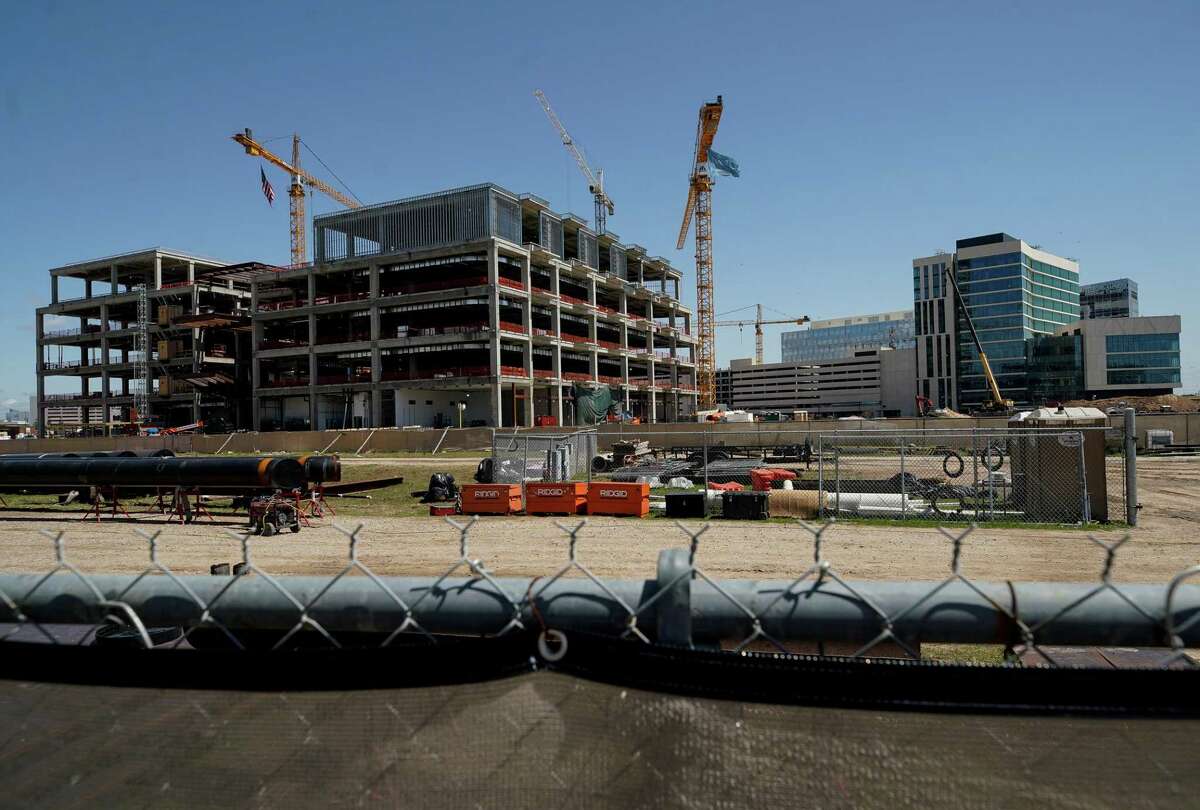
[0,455,1194,583]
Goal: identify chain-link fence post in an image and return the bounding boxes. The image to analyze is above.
[702,428,709,492]
[899,436,907,519]
[817,433,825,520]
[523,434,530,482]
[1077,431,1090,524]
[987,440,995,521]
[834,438,841,516]
[971,430,980,521]
[1125,408,1138,526]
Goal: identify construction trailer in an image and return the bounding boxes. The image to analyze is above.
[35,249,260,437]
[251,184,699,430]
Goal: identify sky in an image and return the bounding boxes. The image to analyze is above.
[1,0,1196,411]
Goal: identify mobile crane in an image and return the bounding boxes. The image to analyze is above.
[944,257,1015,413]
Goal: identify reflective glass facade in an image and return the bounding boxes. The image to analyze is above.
[956,246,1079,408]
[781,313,914,363]
[1104,333,1180,387]
[1026,334,1083,404]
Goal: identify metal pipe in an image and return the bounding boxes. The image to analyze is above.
[0,450,173,459]
[3,572,1196,648]
[296,454,341,483]
[0,456,304,490]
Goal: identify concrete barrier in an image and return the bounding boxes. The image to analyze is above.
[12,412,1196,456]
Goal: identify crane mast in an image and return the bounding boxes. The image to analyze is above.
[677,96,724,408]
[232,129,362,266]
[289,135,306,268]
[533,90,614,234]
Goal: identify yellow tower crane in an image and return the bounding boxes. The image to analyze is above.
[232,129,362,266]
[715,305,810,366]
[676,96,724,408]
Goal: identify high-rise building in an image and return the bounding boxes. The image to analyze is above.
[952,234,1080,409]
[780,310,913,364]
[1080,278,1138,319]
[912,251,957,410]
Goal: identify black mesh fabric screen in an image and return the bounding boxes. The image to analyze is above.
[1,636,1197,808]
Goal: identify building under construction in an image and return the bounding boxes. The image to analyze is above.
[251,184,698,429]
[35,249,257,436]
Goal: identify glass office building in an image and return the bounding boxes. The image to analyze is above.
[1081,278,1138,319]
[780,310,914,364]
[954,234,1080,409]
[913,252,956,410]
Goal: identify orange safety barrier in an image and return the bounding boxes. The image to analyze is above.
[525,482,586,515]
[460,484,523,515]
[586,482,649,517]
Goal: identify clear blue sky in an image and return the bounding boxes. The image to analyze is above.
[2,0,1196,410]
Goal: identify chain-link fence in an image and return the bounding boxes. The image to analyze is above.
[585,426,1132,525]
[1,521,1196,665]
[3,520,1198,806]
[488,429,597,484]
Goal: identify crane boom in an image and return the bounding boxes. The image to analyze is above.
[715,304,809,365]
[232,129,361,265]
[533,90,614,233]
[944,256,1013,412]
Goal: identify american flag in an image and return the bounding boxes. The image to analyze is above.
[260,167,276,206]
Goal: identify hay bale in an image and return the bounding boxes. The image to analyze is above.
[768,489,825,518]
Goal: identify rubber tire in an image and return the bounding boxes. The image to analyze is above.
[942,451,965,479]
[928,485,966,519]
[262,522,277,537]
[290,523,301,533]
[980,445,1005,472]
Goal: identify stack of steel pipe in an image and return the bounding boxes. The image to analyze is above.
[0,455,305,491]
[0,449,175,460]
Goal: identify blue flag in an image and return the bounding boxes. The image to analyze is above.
[708,149,740,177]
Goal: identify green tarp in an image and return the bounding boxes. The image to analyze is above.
[572,384,617,425]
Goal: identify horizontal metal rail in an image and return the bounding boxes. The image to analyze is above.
[3,569,1197,648]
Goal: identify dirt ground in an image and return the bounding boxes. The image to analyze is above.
[0,456,1195,583]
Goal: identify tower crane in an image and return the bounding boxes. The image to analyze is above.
[533,90,614,235]
[231,129,362,266]
[715,305,810,366]
[676,96,724,408]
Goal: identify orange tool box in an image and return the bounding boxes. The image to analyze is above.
[586,482,650,517]
[525,482,587,515]
[460,484,523,515]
